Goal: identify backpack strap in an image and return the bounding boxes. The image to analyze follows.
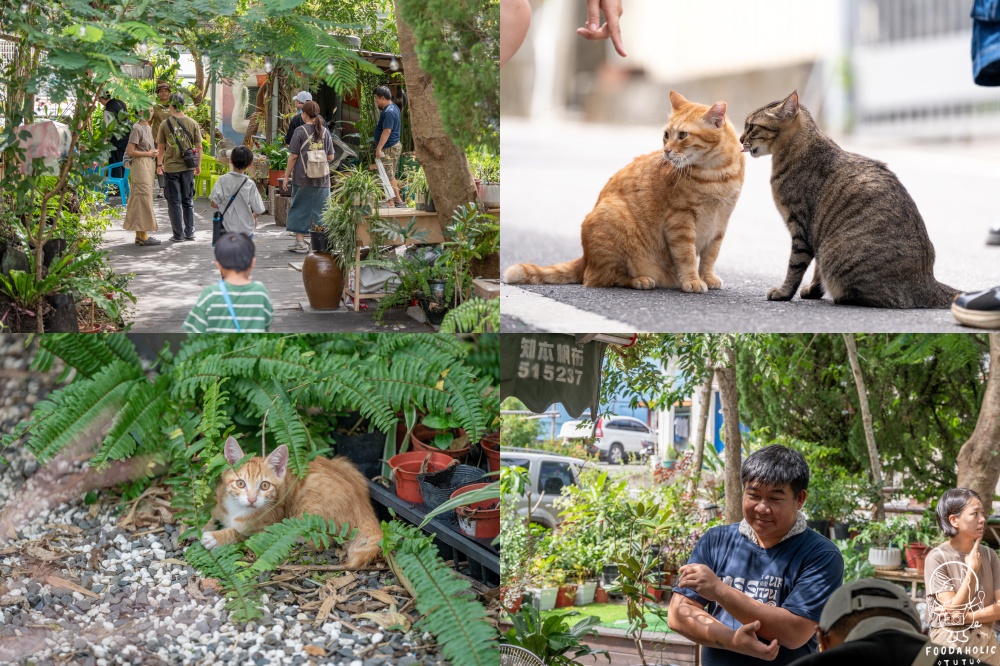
[166,116,196,153]
[221,176,250,219]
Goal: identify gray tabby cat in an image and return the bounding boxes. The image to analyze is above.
[741,91,959,308]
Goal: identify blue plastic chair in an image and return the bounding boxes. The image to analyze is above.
[100,162,130,206]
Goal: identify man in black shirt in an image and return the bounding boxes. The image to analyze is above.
[99,92,129,178]
[789,579,984,666]
[284,91,311,145]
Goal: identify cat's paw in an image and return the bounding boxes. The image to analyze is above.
[681,279,709,294]
[766,287,793,301]
[701,275,723,290]
[800,284,824,299]
[201,531,219,550]
[631,276,656,290]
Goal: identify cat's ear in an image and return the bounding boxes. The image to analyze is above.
[266,445,288,479]
[668,90,689,111]
[777,91,800,119]
[702,102,727,128]
[223,437,244,467]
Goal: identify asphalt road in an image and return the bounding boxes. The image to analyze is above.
[500,117,1000,333]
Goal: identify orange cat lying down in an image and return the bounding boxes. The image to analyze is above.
[504,91,745,292]
[200,437,383,568]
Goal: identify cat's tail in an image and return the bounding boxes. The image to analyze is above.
[344,518,384,568]
[921,280,961,309]
[504,257,585,285]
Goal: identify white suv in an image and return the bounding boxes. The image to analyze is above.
[500,449,586,528]
[559,416,655,465]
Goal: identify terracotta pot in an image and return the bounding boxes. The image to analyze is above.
[905,543,930,574]
[555,584,578,608]
[302,252,343,310]
[268,169,285,188]
[481,433,500,472]
[410,425,470,461]
[451,482,500,539]
[389,452,451,504]
[594,586,610,603]
[500,587,523,615]
[646,585,664,603]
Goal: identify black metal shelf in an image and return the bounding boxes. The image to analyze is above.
[368,481,499,586]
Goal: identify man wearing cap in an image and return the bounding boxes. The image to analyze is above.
[668,445,844,665]
[284,91,312,146]
[151,82,173,198]
[788,578,983,666]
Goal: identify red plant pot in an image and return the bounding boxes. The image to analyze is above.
[646,585,664,603]
[268,169,285,188]
[594,586,610,603]
[481,433,500,472]
[905,543,931,574]
[389,451,452,504]
[410,425,470,462]
[500,587,523,615]
[555,584,578,608]
[451,482,500,539]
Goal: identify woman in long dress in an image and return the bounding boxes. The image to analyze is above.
[123,107,160,246]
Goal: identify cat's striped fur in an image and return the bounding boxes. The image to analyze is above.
[504,91,745,291]
[741,91,959,308]
[200,438,382,568]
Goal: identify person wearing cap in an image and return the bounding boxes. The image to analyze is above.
[284,91,312,146]
[155,92,202,242]
[668,445,844,665]
[787,578,982,666]
[924,488,1000,665]
[151,82,173,198]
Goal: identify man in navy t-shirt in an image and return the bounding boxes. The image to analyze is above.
[669,445,844,666]
[373,85,404,208]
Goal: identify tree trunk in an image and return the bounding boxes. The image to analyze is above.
[957,333,1000,507]
[242,78,269,148]
[715,347,743,525]
[842,334,886,521]
[691,367,714,488]
[190,48,208,106]
[394,1,478,223]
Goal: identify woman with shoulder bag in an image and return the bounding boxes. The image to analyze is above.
[282,101,335,253]
[123,106,160,246]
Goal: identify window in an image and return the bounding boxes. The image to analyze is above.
[538,461,576,496]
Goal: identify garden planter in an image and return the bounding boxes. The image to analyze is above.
[310,230,330,253]
[905,543,930,574]
[601,564,620,587]
[574,580,597,606]
[451,482,500,539]
[833,522,850,540]
[410,426,470,461]
[500,588,523,615]
[418,297,449,326]
[302,251,343,310]
[646,585,664,603]
[807,519,831,538]
[334,414,385,480]
[555,584,578,608]
[481,433,500,472]
[481,182,500,208]
[389,451,452,504]
[417,463,485,513]
[526,586,558,612]
[268,169,285,188]
[868,547,902,570]
[594,586,610,603]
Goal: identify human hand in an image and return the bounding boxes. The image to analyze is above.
[194,166,201,176]
[966,537,982,572]
[577,0,626,57]
[677,564,723,601]
[730,621,779,661]
[376,148,383,159]
[156,165,163,175]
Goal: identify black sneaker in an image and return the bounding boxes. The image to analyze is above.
[988,225,1000,246]
[169,236,184,242]
[952,286,1000,329]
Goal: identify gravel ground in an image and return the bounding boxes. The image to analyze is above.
[0,334,452,666]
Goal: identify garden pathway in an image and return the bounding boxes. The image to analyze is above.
[101,195,427,333]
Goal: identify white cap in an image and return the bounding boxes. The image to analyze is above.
[293,91,312,103]
[817,578,919,633]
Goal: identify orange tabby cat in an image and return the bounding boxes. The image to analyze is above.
[504,91,744,291]
[200,437,382,568]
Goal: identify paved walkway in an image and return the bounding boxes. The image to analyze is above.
[102,194,427,333]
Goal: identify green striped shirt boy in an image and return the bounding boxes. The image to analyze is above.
[183,281,274,333]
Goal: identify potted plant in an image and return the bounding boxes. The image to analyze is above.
[500,466,531,615]
[855,516,911,570]
[903,511,938,574]
[261,140,288,188]
[410,413,471,460]
[404,164,430,210]
[502,606,609,666]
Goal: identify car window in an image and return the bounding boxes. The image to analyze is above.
[538,461,576,496]
[605,420,625,430]
[501,458,531,469]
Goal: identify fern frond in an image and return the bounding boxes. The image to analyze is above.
[184,542,262,622]
[394,547,498,666]
[244,514,355,572]
[38,333,141,378]
[15,361,144,463]
[198,377,230,444]
[90,374,172,469]
[440,298,499,334]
